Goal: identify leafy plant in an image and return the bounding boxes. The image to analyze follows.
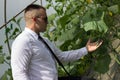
[45,0,120,78]
[0,17,22,80]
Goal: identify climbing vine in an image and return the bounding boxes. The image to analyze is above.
[45,0,120,78]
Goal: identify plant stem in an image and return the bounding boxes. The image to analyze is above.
[107,72,112,80]
[4,0,11,54]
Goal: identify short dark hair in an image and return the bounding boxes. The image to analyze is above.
[25,4,45,13]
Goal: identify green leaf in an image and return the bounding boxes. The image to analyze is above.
[65,7,76,16]
[5,27,11,34]
[10,23,13,29]
[82,8,105,22]
[94,53,111,73]
[108,5,119,14]
[71,16,80,25]
[59,15,70,28]
[58,27,78,42]
[83,21,97,31]
[17,17,23,26]
[46,3,51,9]
[12,18,16,23]
[12,28,19,35]
[54,3,64,15]
[97,20,108,33]
[6,56,11,60]
[55,0,64,2]
[82,9,99,24]
[48,14,57,23]
[6,69,12,77]
[0,46,3,53]
[83,19,108,33]
[0,55,4,64]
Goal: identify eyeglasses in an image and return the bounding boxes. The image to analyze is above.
[37,16,48,23]
[42,17,48,23]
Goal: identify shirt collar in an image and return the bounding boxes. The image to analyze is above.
[24,27,39,40]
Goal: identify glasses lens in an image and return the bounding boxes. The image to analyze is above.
[44,17,48,23]
[37,16,48,23]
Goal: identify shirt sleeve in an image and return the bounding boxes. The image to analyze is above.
[45,39,88,63]
[54,46,88,63]
[11,38,32,80]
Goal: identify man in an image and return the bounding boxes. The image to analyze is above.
[11,4,102,80]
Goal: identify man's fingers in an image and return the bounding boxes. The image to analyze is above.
[87,39,91,44]
[96,40,103,47]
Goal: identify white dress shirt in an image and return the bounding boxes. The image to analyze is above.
[11,27,88,80]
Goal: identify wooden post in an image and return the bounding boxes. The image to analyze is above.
[40,0,42,6]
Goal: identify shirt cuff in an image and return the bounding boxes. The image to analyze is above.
[81,47,88,55]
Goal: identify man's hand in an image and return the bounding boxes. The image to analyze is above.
[86,39,103,52]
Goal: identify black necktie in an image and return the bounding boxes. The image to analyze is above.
[38,35,71,76]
